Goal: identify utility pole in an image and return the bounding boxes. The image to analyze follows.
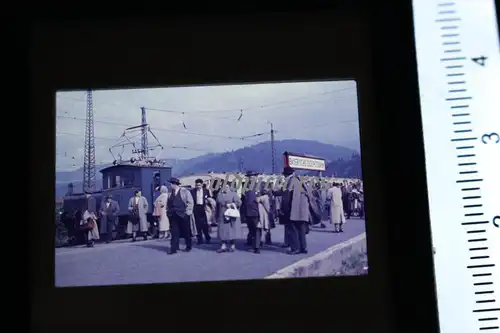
[83,89,96,193]
[140,106,148,159]
[239,156,244,172]
[268,121,276,174]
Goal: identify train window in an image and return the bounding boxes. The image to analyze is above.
[123,173,135,186]
[109,171,137,188]
[153,171,161,188]
[112,175,122,188]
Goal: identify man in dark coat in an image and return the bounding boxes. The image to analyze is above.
[167,177,195,255]
[99,195,120,243]
[273,166,296,250]
[341,182,352,219]
[311,182,325,228]
[282,168,321,255]
[190,178,212,244]
[264,189,276,245]
[241,171,262,254]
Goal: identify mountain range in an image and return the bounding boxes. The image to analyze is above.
[55,139,360,197]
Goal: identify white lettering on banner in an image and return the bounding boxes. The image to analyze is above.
[287,155,326,171]
[202,174,358,193]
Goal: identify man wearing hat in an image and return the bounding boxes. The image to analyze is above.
[166,177,195,254]
[127,189,150,242]
[99,194,120,243]
[278,166,321,254]
[241,171,262,253]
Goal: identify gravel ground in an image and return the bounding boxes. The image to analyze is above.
[331,250,369,276]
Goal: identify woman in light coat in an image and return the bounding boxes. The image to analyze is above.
[206,196,217,227]
[126,189,149,242]
[153,185,170,239]
[215,182,242,253]
[256,188,273,245]
[326,182,346,232]
[81,210,100,247]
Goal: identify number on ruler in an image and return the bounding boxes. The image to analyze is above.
[472,56,487,66]
[481,132,500,144]
[493,216,499,228]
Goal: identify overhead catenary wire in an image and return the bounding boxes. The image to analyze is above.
[56,85,358,170]
[56,131,269,170]
[143,107,238,121]
[56,131,227,152]
[56,86,356,146]
[57,85,355,118]
[146,86,355,114]
[56,131,265,156]
[273,119,359,135]
[57,91,350,136]
[138,87,355,121]
[56,115,263,141]
[235,86,355,113]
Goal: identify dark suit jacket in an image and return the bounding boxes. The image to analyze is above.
[100,200,120,218]
[190,188,211,206]
[241,190,259,218]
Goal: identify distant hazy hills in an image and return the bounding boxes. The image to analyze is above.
[306,153,362,178]
[55,139,360,197]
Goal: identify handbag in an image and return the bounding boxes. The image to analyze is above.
[129,210,140,225]
[223,205,239,224]
[81,218,96,230]
[224,206,240,218]
[153,203,163,217]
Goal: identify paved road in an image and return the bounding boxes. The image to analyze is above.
[55,218,366,287]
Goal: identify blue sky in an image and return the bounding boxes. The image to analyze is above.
[56,80,359,171]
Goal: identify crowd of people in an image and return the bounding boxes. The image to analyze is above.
[73,167,364,252]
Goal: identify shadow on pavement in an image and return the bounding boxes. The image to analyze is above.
[192,239,289,254]
[309,228,336,233]
[258,245,290,254]
[133,238,293,255]
[133,243,169,253]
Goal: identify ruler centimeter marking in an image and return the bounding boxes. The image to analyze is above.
[413,1,500,333]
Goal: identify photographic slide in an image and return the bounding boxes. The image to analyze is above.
[55,80,367,287]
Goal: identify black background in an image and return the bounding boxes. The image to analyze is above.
[23,1,469,332]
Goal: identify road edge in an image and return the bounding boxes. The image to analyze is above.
[265,232,367,279]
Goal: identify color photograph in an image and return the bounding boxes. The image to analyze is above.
[55,80,367,287]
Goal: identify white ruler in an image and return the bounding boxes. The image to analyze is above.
[412,1,500,332]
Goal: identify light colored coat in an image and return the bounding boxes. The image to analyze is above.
[256,194,271,230]
[126,196,149,233]
[327,186,346,224]
[206,197,217,225]
[215,189,242,241]
[274,195,282,218]
[288,175,315,223]
[82,210,100,241]
[154,187,170,232]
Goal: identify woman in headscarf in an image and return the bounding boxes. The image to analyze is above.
[215,181,242,253]
[81,209,100,247]
[154,185,170,239]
